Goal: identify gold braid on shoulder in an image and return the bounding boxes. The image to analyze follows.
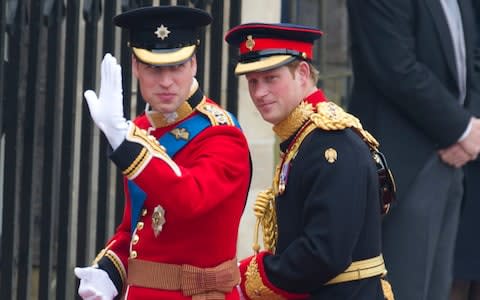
[312,102,379,150]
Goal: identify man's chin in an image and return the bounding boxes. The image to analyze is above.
[150,104,176,114]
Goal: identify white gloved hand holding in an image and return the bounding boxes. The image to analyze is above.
[84,53,128,150]
[74,266,118,300]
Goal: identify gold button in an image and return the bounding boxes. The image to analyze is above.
[132,235,139,245]
[137,222,144,230]
[130,251,137,259]
[141,209,147,216]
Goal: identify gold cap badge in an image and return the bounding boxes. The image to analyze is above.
[246,35,255,51]
[324,148,337,163]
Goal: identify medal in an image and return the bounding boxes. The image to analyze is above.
[152,205,166,237]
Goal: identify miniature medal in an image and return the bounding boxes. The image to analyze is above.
[278,161,290,194]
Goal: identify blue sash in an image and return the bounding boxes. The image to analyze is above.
[127,112,240,233]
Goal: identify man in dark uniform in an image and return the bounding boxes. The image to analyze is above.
[74,6,251,300]
[225,23,393,300]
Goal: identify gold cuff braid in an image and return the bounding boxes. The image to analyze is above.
[244,257,286,300]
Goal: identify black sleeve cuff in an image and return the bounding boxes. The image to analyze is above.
[97,256,124,296]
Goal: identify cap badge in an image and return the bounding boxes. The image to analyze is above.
[170,127,190,140]
[324,148,337,163]
[246,35,255,51]
[154,24,171,40]
[152,205,166,237]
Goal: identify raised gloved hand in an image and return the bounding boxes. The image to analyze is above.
[84,53,128,150]
[74,266,118,300]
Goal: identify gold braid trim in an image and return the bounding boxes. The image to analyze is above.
[245,257,287,300]
[273,102,314,141]
[91,241,127,287]
[126,124,181,178]
[312,102,379,150]
[92,239,117,265]
[196,101,235,126]
[381,278,395,300]
[105,250,127,286]
[253,189,278,253]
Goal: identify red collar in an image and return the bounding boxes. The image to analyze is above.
[304,89,328,107]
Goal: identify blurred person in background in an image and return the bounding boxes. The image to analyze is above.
[346,0,480,299]
[450,2,480,299]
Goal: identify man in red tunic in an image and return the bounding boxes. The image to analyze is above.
[74,6,251,300]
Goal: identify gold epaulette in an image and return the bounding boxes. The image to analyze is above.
[196,102,235,126]
[311,102,379,150]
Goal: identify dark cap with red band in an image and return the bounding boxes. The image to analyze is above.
[225,23,323,75]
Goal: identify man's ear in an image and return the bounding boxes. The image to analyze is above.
[131,55,139,78]
[190,54,198,77]
[297,61,310,85]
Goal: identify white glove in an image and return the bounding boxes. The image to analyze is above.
[84,53,128,150]
[74,266,118,300]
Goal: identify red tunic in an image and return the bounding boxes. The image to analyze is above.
[96,90,251,300]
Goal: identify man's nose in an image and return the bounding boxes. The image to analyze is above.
[156,71,174,87]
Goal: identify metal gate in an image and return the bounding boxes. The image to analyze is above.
[0,0,241,299]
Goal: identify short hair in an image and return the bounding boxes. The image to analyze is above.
[286,59,319,84]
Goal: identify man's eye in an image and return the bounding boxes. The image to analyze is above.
[173,63,185,70]
[266,76,276,82]
[143,64,159,70]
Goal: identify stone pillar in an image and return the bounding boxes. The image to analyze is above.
[236,0,281,259]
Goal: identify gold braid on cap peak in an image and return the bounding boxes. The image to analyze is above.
[312,102,379,150]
